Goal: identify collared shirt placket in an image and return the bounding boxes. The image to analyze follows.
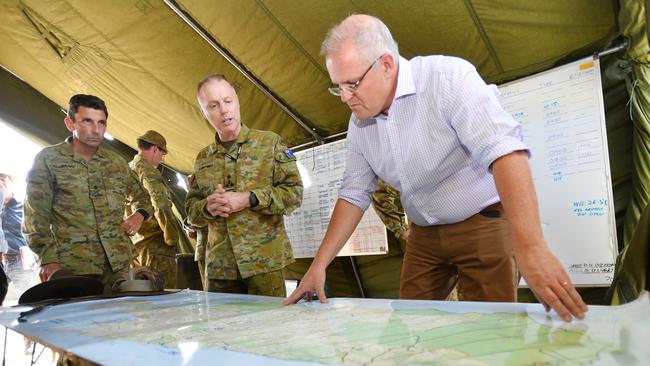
[87,156,108,244]
[223,145,239,192]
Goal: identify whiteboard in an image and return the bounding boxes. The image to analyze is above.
[499,56,617,286]
[285,139,388,258]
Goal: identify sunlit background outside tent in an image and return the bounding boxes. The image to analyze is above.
[0,120,42,201]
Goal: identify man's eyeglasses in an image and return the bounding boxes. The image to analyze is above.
[328,55,383,97]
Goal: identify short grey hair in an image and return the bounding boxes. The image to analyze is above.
[196,74,238,108]
[197,74,230,97]
[321,14,399,65]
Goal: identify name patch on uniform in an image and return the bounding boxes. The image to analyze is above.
[284,149,295,159]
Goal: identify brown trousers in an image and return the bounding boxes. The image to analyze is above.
[400,202,519,302]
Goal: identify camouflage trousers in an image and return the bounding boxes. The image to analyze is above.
[132,233,177,289]
[207,269,286,297]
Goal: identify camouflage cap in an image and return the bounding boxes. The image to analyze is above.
[138,130,168,153]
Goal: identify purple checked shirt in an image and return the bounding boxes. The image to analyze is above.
[339,55,529,226]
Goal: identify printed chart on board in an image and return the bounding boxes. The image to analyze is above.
[285,139,387,258]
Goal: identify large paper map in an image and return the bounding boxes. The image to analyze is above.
[1,290,648,365]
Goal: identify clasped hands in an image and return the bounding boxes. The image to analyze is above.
[205,184,249,218]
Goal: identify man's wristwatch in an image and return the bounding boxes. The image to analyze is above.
[249,192,259,208]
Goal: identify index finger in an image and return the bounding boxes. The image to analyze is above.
[282,287,306,306]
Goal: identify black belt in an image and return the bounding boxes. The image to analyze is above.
[479,203,502,218]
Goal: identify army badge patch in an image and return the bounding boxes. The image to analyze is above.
[284,149,295,159]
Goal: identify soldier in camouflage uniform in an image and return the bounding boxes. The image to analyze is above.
[22,94,152,290]
[186,74,303,297]
[127,130,180,288]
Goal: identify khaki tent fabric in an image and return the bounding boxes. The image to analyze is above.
[619,0,650,247]
[608,0,650,304]
[622,62,650,245]
[611,202,650,303]
[0,0,312,173]
[1,0,618,173]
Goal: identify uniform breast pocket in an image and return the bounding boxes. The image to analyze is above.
[196,161,220,193]
[105,176,128,212]
[53,167,87,198]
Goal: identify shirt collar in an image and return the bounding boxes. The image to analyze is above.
[131,154,150,167]
[210,123,250,155]
[394,56,416,100]
[61,136,107,161]
[376,56,414,120]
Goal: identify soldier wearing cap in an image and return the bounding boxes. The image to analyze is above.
[186,74,303,296]
[127,130,180,288]
[23,94,153,290]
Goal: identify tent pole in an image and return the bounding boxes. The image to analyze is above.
[597,41,629,58]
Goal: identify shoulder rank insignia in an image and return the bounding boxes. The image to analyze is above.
[188,174,196,185]
[284,149,295,159]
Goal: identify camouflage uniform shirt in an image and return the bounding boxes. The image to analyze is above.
[186,124,303,280]
[127,155,179,246]
[22,137,152,275]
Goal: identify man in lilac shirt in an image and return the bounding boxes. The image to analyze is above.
[285,14,587,322]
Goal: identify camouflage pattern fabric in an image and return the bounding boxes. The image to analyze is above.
[186,124,302,280]
[131,233,177,288]
[127,155,180,246]
[127,154,180,287]
[194,227,208,288]
[22,137,152,278]
[206,269,286,297]
[371,179,408,241]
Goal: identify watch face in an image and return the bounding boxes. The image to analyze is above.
[249,192,259,207]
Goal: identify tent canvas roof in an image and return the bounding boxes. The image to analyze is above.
[0,0,620,173]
